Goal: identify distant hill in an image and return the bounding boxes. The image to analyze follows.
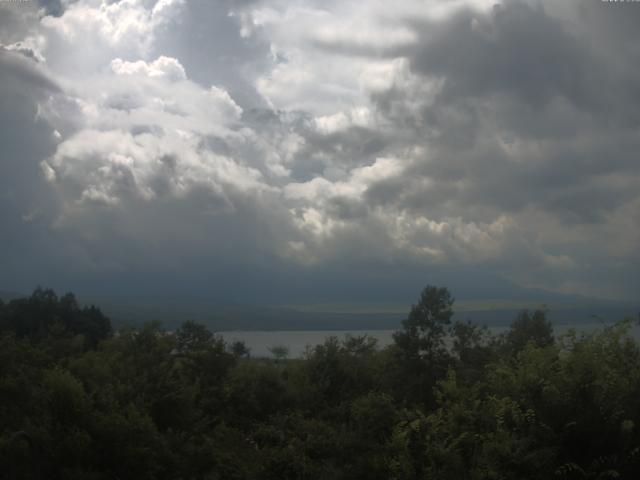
[2,286,636,331]
[0,290,25,302]
[88,296,639,331]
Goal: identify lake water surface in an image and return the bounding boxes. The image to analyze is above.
[219,322,640,358]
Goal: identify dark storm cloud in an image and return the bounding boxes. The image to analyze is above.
[409,3,597,110]
[365,1,640,225]
[0,50,65,292]
[350,0,640,298]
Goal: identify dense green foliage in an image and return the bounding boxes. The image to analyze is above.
[1,286,640,479]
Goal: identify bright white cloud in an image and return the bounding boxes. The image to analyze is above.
[42,0,183,50]
[110,55,186,80]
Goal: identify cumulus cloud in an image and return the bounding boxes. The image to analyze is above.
[110,55,186,80]
[1,0,639,302]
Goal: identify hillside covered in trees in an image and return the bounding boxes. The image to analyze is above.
[2,286,640,479]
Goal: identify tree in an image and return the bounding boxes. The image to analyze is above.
[304,335,381,403]
[175,320,215,354]
[505,309,554,354]
[269,345,290,362]
[392,285,455,405]
[0,288,111,348]
[174,321,235,403]
[230,340,251,358]
[451,320,493,383]
[393,285,454,362]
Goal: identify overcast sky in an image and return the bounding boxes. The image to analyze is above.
[1,0,638,304]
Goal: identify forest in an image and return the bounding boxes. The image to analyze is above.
[1,286,640,479]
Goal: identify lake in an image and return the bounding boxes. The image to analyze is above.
[219,321,640,358]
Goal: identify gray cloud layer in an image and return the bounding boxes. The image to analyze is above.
[1,0,638,302]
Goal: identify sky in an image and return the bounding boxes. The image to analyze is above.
[0,0,639,305]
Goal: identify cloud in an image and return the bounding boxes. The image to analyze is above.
[0,47,67,289]
[1,0,639,302]
[360,0,640,297]
[110,55,186,80]
[41,0,183,50]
